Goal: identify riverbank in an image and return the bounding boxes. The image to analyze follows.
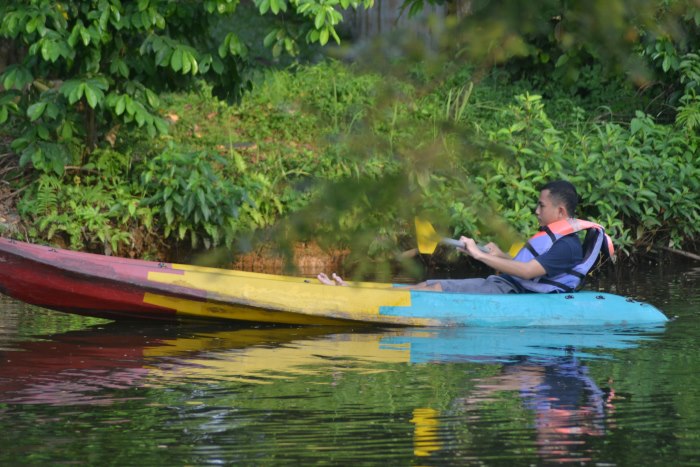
[2,62,699,276]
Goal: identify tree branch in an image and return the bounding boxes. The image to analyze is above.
[660,246,700,262]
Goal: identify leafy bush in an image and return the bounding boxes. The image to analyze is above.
[16,149,150,254]
[140,147,245,249]
[0,0,373,179]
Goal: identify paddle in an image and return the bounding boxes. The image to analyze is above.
[415,217,490,254]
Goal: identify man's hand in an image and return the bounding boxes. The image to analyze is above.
[458,236,545,279]
[459,236,488,259]
[483,242,511,259]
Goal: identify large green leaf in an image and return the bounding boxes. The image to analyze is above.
[84,86,99,108]
[1,66,33,90]
[171,47,183,72]
[27,101,47,121]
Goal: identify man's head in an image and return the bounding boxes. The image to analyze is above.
[536,180,578,226]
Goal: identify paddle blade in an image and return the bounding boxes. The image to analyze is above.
[508,241,525,257]
[415,217,440,254]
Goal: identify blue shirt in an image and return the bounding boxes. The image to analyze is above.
[534,233,583,277]
[501,234,583,292]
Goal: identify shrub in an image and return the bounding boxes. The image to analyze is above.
[140,146,245,249]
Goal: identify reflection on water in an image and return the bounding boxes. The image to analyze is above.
[0,315,667,463]
[1,257,700,464]
[0,319,662,405]
[457,355,613,463]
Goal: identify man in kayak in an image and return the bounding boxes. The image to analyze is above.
[318,180,612,293]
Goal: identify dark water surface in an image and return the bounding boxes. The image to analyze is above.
[1,257,699,465]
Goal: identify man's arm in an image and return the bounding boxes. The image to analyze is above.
[461,237,546,279]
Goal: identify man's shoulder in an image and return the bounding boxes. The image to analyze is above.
[560,232,583,247]
[551,233,583,258]
[542,233,582,258]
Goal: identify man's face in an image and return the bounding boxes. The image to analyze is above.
[535,189,564,226]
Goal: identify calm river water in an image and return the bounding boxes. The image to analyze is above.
[1,255,699,465]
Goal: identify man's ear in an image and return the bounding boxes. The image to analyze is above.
[558,204,568,219]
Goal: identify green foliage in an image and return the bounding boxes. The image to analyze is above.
[0,0,372,175]
[8,0,700,273]
[10,53,700,270]
[140,147,245,249]
[675,53,700,131]
[237,61,381,136]
[443,91,700,254]
[635,2,700,122]
[271,63,700,265]
[16,160,147,254]
[255,0,373,52]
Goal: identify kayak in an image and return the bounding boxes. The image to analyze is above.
[0,237,668,327]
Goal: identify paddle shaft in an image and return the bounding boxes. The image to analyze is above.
[440,237,490,253]
[414,217,490,255]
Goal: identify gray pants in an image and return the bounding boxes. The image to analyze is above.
[425,275,518,294]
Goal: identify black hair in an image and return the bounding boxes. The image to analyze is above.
[541,180,578,217]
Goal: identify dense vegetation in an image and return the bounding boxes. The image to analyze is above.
[1,0,699,278]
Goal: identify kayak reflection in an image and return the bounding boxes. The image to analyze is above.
[0,322,664,462]
[0,323,410,405]
[0,323,661,403]
[381,325,663,363]
[0,324,373,404]
[388,325,663,462]
[391,326,665,462]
